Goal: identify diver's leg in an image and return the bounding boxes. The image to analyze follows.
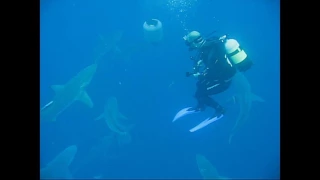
[203,96,225,117]
[202,81,230,116]
[192,82,207,111]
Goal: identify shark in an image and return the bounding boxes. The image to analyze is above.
[101,30,123,53]
[228,72,265,143]
[95,96,133,145]
[40,63,97,122]
[196,154,230,179]
[95,30,144,65]
[40,145,77,179]
[114,42,145,64]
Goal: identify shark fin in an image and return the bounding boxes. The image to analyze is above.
[77,91,94,108]
[118,112,128,120]
[51,85,64,93]
[95,114,104,121]
[251,93,265,102]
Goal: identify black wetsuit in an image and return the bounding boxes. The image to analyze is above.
[192,38,237,115]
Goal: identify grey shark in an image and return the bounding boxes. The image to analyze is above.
[40,145,77,179]
[228,72,265,143]
[95,31,144,65]
[40,64,97,122]
[95,96,130,135]
[95,96,133,145]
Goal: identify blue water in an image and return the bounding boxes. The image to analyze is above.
[40,0,280,179]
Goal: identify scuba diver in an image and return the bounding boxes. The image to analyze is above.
[172,30,253,132]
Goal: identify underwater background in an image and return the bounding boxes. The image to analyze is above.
[40,0,280,179]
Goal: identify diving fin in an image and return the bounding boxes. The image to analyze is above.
[172,107,199,122]
[189,114,224,132]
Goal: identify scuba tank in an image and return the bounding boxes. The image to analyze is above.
[224,38,253,72]
[204,30,253,72]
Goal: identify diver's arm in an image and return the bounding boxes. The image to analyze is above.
[192,60,203,77]
[219,35,227,41]
[204,35,227,47]
[186,60,204,78]
[186,68,201,78]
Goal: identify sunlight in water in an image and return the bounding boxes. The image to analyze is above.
[166,0,198,32]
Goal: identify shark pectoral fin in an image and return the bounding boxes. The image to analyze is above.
[251,93,265,102]
[51,85,64,93]
[118,112,128,120]
[95,114,104,121]
[77,91,94,108]
[106,119,127,135]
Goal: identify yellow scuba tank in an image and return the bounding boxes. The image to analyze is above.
[224,39,252,72]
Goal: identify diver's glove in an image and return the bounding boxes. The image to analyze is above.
[219,35,227,42]
[186,72,201,78]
